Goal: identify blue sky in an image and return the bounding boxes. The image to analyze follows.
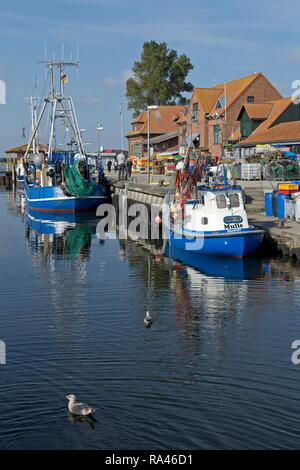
[0,0,299,156]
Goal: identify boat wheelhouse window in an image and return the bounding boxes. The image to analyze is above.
[216,194,227,209]
[229,193,240,207]
[198,194,205,205]
[201,217,208,225]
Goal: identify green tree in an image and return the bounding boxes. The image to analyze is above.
[126,41,194,115]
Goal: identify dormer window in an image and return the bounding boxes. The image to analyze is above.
[216,96,228,109]
[247,96,255,103]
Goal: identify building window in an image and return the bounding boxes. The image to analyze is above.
[247,96,255,103]
[213,125,220,144]
[133,144,140,157]
[216,97,228,108]
[192,103,198,121]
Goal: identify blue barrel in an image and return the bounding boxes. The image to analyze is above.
[277,193,290,219]
[264,192,273,216]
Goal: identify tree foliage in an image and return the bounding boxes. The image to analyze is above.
[126,41,194,115]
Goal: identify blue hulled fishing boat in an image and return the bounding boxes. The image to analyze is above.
[23,59,107,213]
[167,161,264,258]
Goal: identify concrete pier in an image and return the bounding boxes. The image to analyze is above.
[249,215,300,262]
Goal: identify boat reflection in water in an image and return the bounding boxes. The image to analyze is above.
[25,210,99,261]
[165,243,264,280]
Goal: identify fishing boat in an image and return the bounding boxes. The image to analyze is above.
[23,60,107,213]
[167,163,264,258]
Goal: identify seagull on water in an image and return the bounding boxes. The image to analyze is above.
[144,310,153,328]
[66,394,96,416]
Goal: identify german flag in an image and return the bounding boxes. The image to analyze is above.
[61,73,69,85]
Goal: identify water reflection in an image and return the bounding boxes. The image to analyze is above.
[68,413,98,430]
[2,190,300,449]
[25,211,99,261]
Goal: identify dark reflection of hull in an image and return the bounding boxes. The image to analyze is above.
[25,211,99,259]
[26,211,99,235]
[165,243,264,280]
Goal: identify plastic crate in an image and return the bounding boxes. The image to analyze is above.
[278,183,299,192]
[241,163,261,180]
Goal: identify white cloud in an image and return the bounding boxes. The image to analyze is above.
[121,69,133,84]
[82,96,103,105]
[103,77,118,87]
[282,48,300,63]
[103,70,133,88]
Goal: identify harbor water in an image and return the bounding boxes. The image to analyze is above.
[1,189,300,449]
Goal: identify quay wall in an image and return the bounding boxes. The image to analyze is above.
[110,180,300,264]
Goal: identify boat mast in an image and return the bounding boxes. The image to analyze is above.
[25,58,84,161]
[30,96,39,154]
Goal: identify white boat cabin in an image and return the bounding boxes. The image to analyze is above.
[183,186,249,233]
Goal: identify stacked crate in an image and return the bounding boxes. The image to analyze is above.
[241,163,261,180]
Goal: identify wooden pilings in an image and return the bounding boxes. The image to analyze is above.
[0,173,12,187]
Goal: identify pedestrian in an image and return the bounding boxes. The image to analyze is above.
[114,160,118,173]
[117,151,126,180]
[126,158,133,178]
[107,160,112,173]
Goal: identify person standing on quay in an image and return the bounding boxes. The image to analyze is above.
[126,158,133,178]
[117,151,126,180]
[107,160,112,173]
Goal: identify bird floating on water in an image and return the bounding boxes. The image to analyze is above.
[144,310,153,328]
[66,394,96,416]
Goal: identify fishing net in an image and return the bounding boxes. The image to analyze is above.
[62,161,95,197]
[64,226,94,255]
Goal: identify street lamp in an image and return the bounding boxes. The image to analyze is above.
[97,123,104,166]
[147,105,158,183]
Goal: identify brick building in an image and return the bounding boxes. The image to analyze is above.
[126,105,183,158]
[238,97,300,154]
[178,72,282,158]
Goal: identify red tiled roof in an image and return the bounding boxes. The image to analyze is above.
[193,88,223,113]
[127,105,184,137]
[212,73,261,111]
[237,103,273,120]
[241,98,297,145]
[242,121,300,145]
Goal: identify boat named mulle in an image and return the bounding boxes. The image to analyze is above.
[168,168,264,258]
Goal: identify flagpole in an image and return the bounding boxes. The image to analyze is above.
[120,103,124,152]
[224,82,227,125]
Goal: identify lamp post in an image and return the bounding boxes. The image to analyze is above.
[97,123,104,166]
[147,105,158,183]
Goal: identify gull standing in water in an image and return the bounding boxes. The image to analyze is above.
[66,394,96,416]
[144,310,153,328]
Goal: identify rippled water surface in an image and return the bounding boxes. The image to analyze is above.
[1,189,300,449]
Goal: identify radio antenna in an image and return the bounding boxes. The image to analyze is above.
[76,44,80,84]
